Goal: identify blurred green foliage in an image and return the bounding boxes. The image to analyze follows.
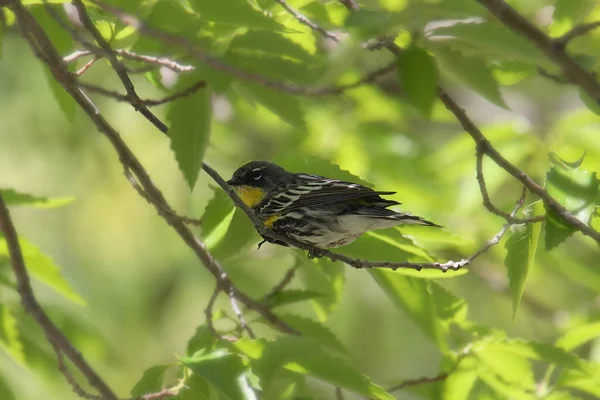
[1,0,600,399]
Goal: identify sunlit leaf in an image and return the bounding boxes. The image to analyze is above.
[181,349,257,400]
[131,365,169,398]
[397,46,438,119]
[255,336,394,399]
[0,304,25,366]
[504,213,541,318]
[369,271,467,352]
[556,321,600,351]
[0,237,85,305]
[0,188,73,208]
[238,83,306,130]
[544,153,600,250]
[167,81,212,189]
[189,0,284,30]
[557,369,600,398]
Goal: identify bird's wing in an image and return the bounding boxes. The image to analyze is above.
[258,174,398,216]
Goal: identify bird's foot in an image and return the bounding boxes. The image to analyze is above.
[307,248,325,259]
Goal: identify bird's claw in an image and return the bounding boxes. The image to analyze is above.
[307,248,325,259]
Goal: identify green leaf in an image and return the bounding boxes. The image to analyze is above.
[431,23,546,65]
[177,374,213,400]
[557,369,600,398]
[229,30,313,63]
[189,0,283,30]
[475,341,536,389]
[544,153,600,249]
[167,82,212,189]
[0,188,73,208]
[279,314,348,354]
[297,257,345,321]
[556,321,600,351]
[186,324,218,356]
[503,219,541,318]
[428,46,507,109]
[181,349,257,400]
[131,365,169,397]
[0,375,15,400]
[369,271,467,352]
[578,88,600,116]
[0,236,85,305]
[0,304,26,365]
[238,83,306,130]
[266,289,326,308]
[255,337,394,399]
[30,6,76,122]
[397,46,438,119]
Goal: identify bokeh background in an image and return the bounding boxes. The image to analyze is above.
[1,0,600,399]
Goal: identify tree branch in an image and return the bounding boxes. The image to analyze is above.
[275,0,339,42]
[476,0,600,103]
[556,21,600,47]
[9,0,297,336]
[335,1,600,243]
[0,192,118,400]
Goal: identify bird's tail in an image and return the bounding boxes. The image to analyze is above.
[391,213,442,227]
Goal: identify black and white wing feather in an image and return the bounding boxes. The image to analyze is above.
[257,174,399,216]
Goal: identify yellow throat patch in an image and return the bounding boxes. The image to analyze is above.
[233,185,267,208]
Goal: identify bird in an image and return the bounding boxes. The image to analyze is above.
[226,161,440,256]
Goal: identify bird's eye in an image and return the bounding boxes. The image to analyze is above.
[251,168,262,180]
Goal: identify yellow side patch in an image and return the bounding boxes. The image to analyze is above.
[233,185,267,208]
[264,215,280,228]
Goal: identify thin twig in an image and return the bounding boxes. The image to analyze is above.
[263,265,299,302]
[537,67,570,85]
[91,1,395,97]
[477,0,600,103]
[335,386,344,400]
[12,0,297,335]
[0,192,117,400]
[387,347,470,392]
[76,55,98,76]
[275,0,339,42]
[227,287,257,339]
[71,0,169,133]
[54,346,102,400]
[64,49,195,73]
[204,284,222,339]
[79,80,207,107]
[556,21,600,47]
[476,149,544,224]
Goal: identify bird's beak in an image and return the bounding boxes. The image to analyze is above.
[226,178,240,186]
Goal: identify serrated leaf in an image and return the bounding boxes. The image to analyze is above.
[280,314,348,354]
[181,349,257,400]
[0,236,84,304]
[369,271,467,352]
[131,365,169,397]
[189,0,283,30]
[266,289,326,308]
[556,322,600,351]
[297,257,345,321]
[397,46,438,119]
[0,189,73,208]
[504,220,541,318]
[429,46,507,109]
[544,154,600,249]
[475,341,535,389]
[177,373,213,400]
[0,304,25,365]
[431,22,546,65]
[167,82,212,189]
[255,336,394,399]
[239,83,306,130]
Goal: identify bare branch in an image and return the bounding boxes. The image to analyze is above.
[275,0,339,42]
[0,191,117,400]
[477,0,600,103]
[90,0,394,97]
[10,0,297,336]
[556,21,600,47]
[227,287,257,339]
[54,347,102,400]
[79,80,207,107]
[476,149,544,224]
[263,265,299,303]
[76,55,99,76]
[204,284,223,339]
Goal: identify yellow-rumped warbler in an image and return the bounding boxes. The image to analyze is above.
[227,161,440,252]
